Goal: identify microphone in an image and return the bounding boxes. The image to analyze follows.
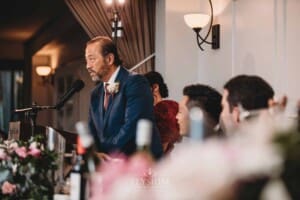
[55,79,85,110]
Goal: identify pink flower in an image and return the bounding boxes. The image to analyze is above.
[0,148,7,160]
[127,153,153,180]
[90,156,127,200]
[28,147,41,157]
[100,159,127,193]
[1,181,16,194]
[15,147,27,158]
[90,153,153,200]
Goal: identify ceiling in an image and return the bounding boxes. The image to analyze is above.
[0,0,89,68]
[0,0,68,42]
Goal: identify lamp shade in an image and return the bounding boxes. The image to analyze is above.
[184,13,210,29]
[105,0,113,5]
[36,66,51,76]
[118,0,125,4]
[105,0,125,5]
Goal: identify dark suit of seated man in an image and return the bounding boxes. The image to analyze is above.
[85,36,163,159]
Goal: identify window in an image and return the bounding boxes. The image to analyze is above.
[0,61,24,134]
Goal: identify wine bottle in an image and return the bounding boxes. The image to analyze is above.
[136,119,152,153]
[69,122,99,200]
[69,154,87,200]
[75,121,100,173]
[132,119,154,185]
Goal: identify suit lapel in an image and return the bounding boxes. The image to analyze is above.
[99,85,105,125]
[91,83,105,132]
[103,67,128,129]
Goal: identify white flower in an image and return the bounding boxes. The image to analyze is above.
[261,178,291,200]
[232,141,282,178]
[9,142,18,150]
[12,164,17,174]
[107,82,120,94]
[106,175,148,200]
[29,141,39,149]
[153,140,235,200]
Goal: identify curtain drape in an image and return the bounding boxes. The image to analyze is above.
[65,0,155,73]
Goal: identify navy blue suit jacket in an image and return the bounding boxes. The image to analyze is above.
[88,67,163,158]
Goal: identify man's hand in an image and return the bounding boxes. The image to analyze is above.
[96,152,112,162]
[96,152,124,163]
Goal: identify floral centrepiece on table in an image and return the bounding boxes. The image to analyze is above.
[0,135,57,200]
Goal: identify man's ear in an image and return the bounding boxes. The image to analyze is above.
[268,98,276,108]
[232,106,240,123]
[268,96,288,112]
[105,53,115,65]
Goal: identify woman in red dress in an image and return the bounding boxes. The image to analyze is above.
[144,71,181,154]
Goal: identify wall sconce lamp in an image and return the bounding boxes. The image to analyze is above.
[184,0,220,51]
[35,65,53,85]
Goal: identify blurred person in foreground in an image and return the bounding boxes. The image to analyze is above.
[144,71,181,154]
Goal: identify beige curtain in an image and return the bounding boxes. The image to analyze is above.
[65,0,155,73]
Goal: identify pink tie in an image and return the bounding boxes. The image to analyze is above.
[103,83,110,111]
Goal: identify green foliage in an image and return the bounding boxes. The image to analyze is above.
[274,128,300,199]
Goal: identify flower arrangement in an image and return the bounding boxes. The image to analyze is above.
[106,82,120,94]
[0,135,57,200]
[90,153,153,200]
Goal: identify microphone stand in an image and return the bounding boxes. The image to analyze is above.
[13,79,84,138]
[14,102,57,137]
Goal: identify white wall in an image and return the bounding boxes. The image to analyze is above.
[197,0,232,92]
[285,0,300,114]
[156,0,300,116]
[156,0,201,101]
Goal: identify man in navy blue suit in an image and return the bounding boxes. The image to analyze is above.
[85,36,163,158]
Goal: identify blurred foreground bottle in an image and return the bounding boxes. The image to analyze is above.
[127,119,154,162]
[75,122,99,173]
[135,119,153,156]
[130,119,154,184]
[189,107,204,141]
[69,122,100,200]
[69,153,87,200]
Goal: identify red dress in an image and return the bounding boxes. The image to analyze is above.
[154,100,181,153]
